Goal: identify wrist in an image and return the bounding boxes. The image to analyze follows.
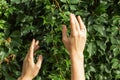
[70,51,84,60]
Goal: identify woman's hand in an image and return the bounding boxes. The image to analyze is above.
[18,39,43,80]
[62,13,86,80]
[62,13,86,58]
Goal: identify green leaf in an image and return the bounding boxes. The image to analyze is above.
[11,0,21,4]
[10,31,21,38]
[87,42,96,57]
[60,0,80,4]
[111,58,119,69]
[93,24,106,36]
[96,41,106,51]
[115,71,120,79]
[0,51,6,61]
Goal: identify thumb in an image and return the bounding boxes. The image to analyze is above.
[36,55,43,69]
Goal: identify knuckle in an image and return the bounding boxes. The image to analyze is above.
[72,33,78,37]
[62,38,67,42]
[27,58,31,62]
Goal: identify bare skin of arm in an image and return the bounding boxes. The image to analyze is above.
[62,13,86,80]
[18,39,43,80]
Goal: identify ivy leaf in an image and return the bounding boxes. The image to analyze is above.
[60,0,80,4]
[111,58,119,69]
[11,0,21,4]
[0,51,6,61]
[93,24,106,36]
[87,42,96,57]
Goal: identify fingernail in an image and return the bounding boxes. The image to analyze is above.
[39,55,43,59]
[32,38,35,41]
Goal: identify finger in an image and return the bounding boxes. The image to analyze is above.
[29,39,35,60]
[35,40,39,46]
[62,25,68,43]
[36,55,43,69]
[72,14,80,32]
[70,13,76,36]
[77,16,86,30]
[34,40,40,51]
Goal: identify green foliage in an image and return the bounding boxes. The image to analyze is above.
[0,0,120,80]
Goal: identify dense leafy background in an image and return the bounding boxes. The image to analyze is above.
[0,0,120,80]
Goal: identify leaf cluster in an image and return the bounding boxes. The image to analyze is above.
[0,0,120,80]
